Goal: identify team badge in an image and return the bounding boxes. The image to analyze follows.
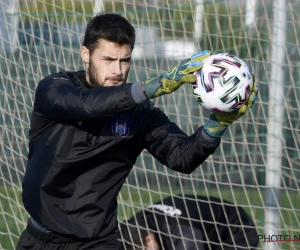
[112,117,130,137]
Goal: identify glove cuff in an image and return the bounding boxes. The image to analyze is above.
[203,113,228,138]
[142,75,162,99]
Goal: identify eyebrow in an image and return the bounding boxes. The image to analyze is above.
[102,56,131,61]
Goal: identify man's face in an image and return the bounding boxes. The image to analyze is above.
[81,39,132,87]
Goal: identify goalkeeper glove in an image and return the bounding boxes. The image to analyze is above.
[203,75,259,138]
[142,50,213,99]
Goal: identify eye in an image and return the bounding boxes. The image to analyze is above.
[122,58,131,63]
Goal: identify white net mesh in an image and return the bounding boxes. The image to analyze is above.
[0,0,299,249]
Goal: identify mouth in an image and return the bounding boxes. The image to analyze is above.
[107,78,124,85]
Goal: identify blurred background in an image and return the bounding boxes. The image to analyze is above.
[0,0,299,249]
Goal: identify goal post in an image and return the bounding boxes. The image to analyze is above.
[0,0,299,249]
[264,0,286,249]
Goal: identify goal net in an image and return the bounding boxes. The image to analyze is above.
[0,0,299,249]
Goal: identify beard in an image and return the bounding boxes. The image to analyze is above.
[87,59,127,87]
[88,59,101,87]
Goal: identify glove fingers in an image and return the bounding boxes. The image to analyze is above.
[216,100,251,125]
[246,92,257,109]
[160,78,181,93]
[180,74,197,83]
[181,64,203,74]
[187,61,203,68]
[191,50,212,60]
[214,74,258,126]
[252,81,259,94]
[246,81,259,108]
[190,54,211,64]
[236,83,259,118]
[237,105,248,117]
[190,50,212,63]
[251,72,256,82]
[179,50,213,74]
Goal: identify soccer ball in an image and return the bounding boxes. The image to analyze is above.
[192,53,254,113]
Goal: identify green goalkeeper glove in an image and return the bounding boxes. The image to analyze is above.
[142,50,213,99]
[203,75,259,138]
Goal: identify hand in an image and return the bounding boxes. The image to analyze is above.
[142,50,213,99]
[203,75,258,137]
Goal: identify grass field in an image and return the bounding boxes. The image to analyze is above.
[1,185,299,250]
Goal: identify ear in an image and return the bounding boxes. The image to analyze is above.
[145,233,159,250]
[80,46,89,64]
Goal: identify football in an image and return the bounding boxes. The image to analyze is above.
[192,53,254,113]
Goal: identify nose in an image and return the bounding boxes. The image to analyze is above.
[112,61,122,76]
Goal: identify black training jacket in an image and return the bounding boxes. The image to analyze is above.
[22,70,220,239]
[126,194,258,250]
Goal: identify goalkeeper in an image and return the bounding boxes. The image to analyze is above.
[17,13,258,250]
[118,194,259,250]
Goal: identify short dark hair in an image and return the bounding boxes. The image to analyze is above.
[83,13,135,55]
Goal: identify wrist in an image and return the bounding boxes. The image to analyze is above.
[201,127,221,146]
[131,82,148,103]
[203,113,228,137]
[142,75,162,99]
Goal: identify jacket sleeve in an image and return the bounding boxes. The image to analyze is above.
[143,103,220,174]
[33,77,137,121]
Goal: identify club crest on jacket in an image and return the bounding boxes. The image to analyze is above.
[112,117,130,137]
